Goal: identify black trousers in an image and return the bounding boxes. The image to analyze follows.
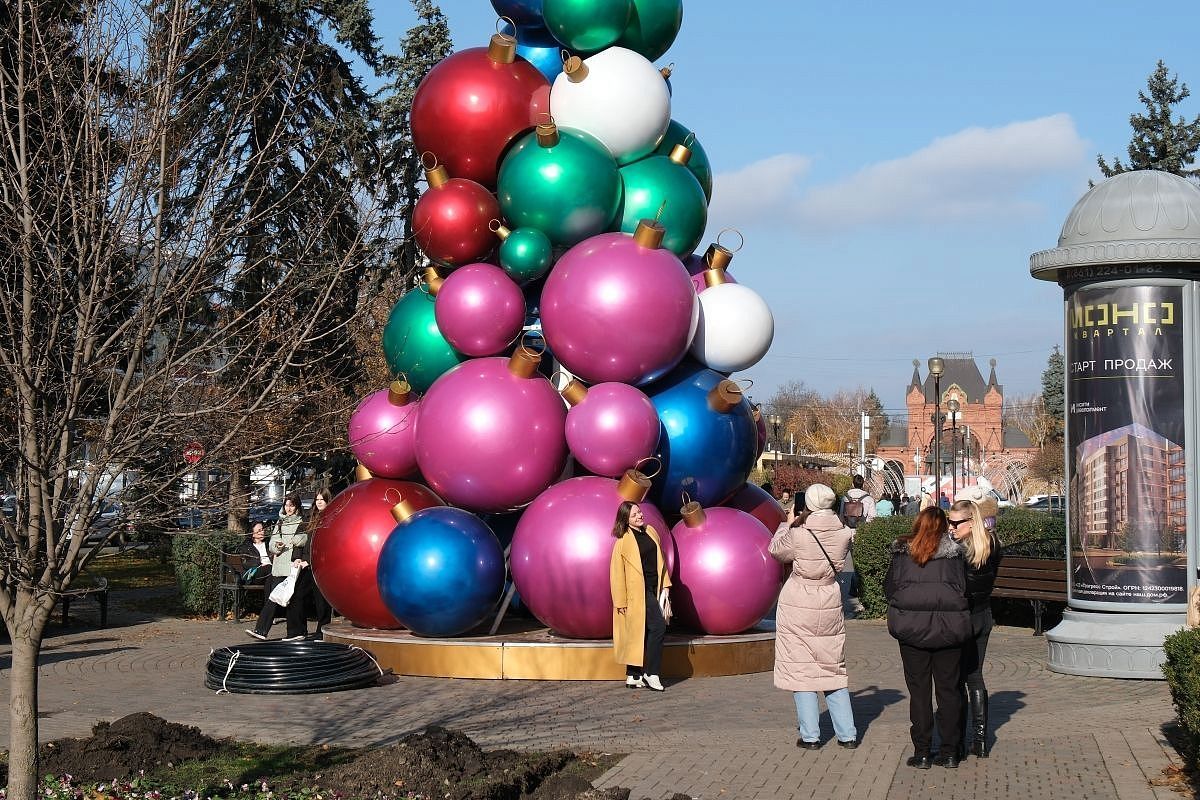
[253,574,284,636]
[286,567,331,638]
[899,643,963,755]
[626,589,666,677]
[961,608,993,691]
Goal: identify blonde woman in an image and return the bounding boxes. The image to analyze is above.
[609,501,672,692]
[947,498,1002,758]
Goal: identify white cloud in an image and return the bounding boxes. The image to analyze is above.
[709,114,1090,231]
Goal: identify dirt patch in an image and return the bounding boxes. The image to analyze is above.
[38,712,221,781]
[302,726,625,800]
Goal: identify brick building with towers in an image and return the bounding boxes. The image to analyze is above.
[875,353,1039,496]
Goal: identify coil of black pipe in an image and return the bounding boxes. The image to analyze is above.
[206,640,387,694]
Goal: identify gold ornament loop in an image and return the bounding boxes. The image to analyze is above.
[737,378,755,391]
[716,228,745,254]
[420,151,439,171]
[495,15,514,35]
[634,455,663,479]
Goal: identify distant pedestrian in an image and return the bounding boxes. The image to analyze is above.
[770,484,858,750]
[838,476,875,615]
[875,494,895,517]
[610,501,672,692]
[885,507,971,770]
[938,492,950,510]
[949,493,1003,758]
[286,488,334,639]
[778,489,795,520]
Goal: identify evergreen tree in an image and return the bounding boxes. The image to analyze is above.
[865,389,888,454]
[1098,60,1200,178]
[1041,347,1065,420]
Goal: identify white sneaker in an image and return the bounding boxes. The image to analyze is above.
[625,675,645,688]
[245,629,268,641]
[282,635,306,641]
[644,674,665,692]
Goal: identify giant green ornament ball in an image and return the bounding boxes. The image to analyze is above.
[499,227,555,285]
[654,120,713,201]
[381,287,466,392]
[542,0,631,55]
[617,155,707,257]
[497,127,622,248]
[617,0,683,62]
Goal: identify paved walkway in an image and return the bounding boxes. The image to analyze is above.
[0,594,1184,800]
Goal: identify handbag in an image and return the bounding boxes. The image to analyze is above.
[658,588,673,624]
[268,569,298,607]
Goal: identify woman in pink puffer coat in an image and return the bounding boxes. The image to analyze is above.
[770,483,859,750]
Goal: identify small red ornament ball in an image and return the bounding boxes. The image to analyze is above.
[413,178,500,267]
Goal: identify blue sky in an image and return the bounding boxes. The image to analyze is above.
[368,1,1200,414]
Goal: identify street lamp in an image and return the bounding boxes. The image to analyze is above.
[928,356,944,501]
[947,397,960,499]
[769,414,782,479]
[846,442,855,475]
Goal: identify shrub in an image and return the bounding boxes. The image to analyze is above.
[172,530,245,615]
[1163,627,1200,766]
[853,508,1067,619]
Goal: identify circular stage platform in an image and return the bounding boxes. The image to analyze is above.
[322,618,775,680]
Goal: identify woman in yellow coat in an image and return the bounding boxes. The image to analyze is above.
[609,501,672,691]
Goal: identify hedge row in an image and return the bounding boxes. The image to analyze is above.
[1164,627,1200,767]
[852,508,1066,619]
[171,530,245,615]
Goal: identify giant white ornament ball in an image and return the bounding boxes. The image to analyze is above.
[690,283,774,373]
[550,46,670,165]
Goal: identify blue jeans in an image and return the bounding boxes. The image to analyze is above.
[794,688,857,743]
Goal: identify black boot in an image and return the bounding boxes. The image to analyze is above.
[969,688,989,758]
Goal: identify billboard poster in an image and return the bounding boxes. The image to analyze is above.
[1066,284,1187,606]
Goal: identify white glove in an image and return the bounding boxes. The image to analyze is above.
[658,588,672,621]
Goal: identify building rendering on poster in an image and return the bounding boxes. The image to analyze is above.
[1067,284,1187,606]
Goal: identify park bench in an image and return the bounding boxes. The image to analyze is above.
[217,551,267,622]
[992,536,1067,636]
[59,576,109,627]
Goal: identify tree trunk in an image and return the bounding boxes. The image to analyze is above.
[226,462,247,533]
[7,598,47,800]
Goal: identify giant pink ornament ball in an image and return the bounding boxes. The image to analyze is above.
[510,475,674,638]
[541,228,697,385]
[310,478,444,630]
[670,505,782,635]
[723,482,787,532]
[562,380,660,478]
[348,382,420,479]
[434,262,526,356]
[414,350,567,513]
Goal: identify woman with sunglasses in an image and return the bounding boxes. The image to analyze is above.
[948,496,1002,757]
[884,507,971,769]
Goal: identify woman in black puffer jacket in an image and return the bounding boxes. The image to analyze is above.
[948,498,1002,758]
[885,507,971,770]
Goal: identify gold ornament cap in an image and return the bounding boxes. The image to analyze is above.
[536,121,560,148]
[491,220,511,241]
[660,64,674,80]
[425,164,450,189]
[388,379,412,406]
[507,343,542,378]
[617,468,652,502]
[354,464,373,482]
[680,501,706,528]
[488,32,517,64]
[704,243,734,271]
[423,265,444,296]
[669,143,693,166]
[563,55,589,82]
[707,379,743,413]
[560,378,589,406]
[704,266,731,287]
[389,498,423,524]
[633,219,666,249]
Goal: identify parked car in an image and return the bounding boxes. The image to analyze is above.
[174,506,225,529]
[248,502,282,527]
[1025,495,1066,512]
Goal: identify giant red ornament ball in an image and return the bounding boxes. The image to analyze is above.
[412,175,500,267]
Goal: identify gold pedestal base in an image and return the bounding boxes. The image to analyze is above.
[322,619,775,680]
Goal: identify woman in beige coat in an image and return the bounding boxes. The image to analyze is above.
[610,501,672,691]
[770,483,858,749]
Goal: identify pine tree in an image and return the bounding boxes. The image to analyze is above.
[1041,347,1065,420]
[865,389,888,454]
[1098,60,1200,178]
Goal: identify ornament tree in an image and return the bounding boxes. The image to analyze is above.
[314,0,780,644]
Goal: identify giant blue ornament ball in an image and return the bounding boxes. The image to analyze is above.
[491,0,546,29]
[377,507,506,637]
[645,361,759,509]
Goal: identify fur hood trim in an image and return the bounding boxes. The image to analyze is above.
[889,533,962,560]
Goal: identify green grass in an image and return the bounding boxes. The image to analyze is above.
[142,741,356,795]
[89,550,178,591]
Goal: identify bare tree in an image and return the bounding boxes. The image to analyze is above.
[1004,394,1058,451]
[787,388,872,455]
[0,2,382,795]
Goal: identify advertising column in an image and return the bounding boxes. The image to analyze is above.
[1066,284,1187,609]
